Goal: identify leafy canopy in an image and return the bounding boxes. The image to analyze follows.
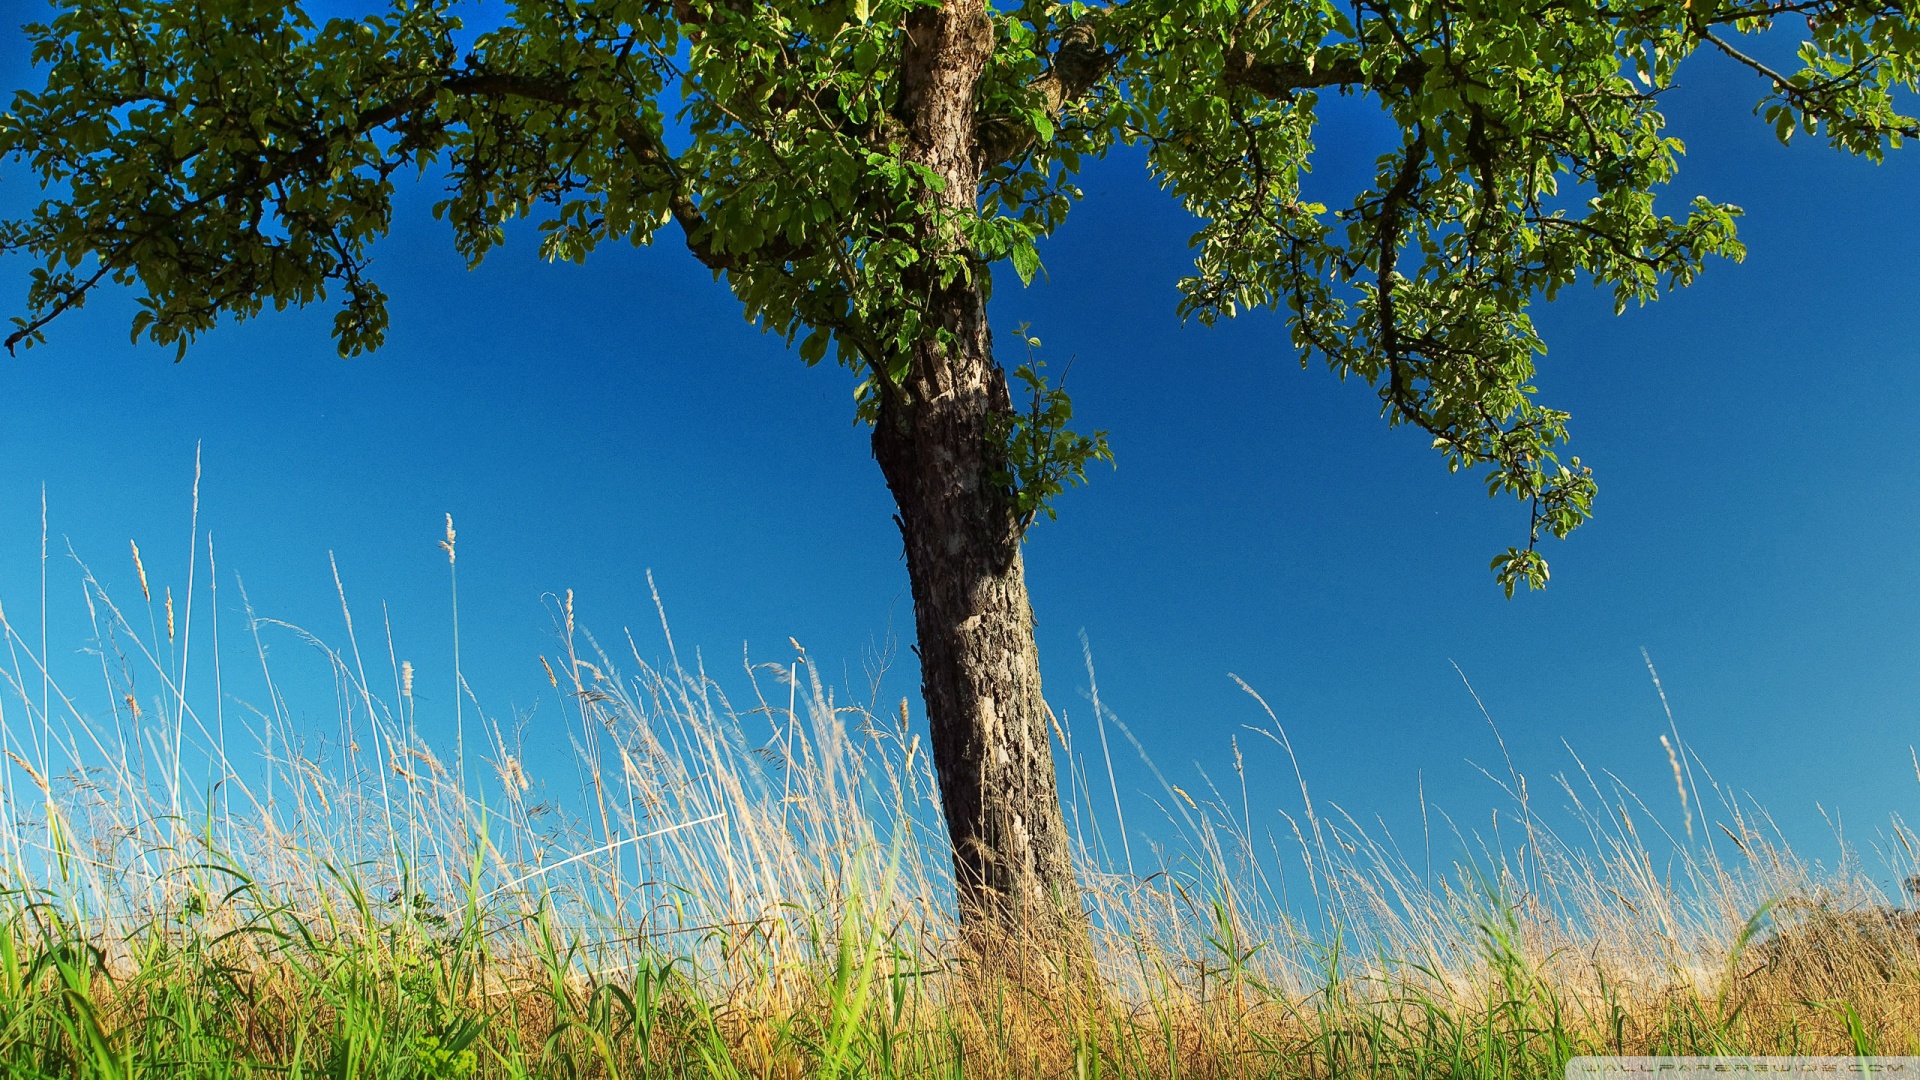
[2,0,1914,589]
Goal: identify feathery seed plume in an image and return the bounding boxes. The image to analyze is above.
[440,514,456,564]
[401,661,414,699]
[165,587,175,642]
[1661,733,1693,841]
[4,751,48,794]
[495,754,530,794]
[131,540,150,602]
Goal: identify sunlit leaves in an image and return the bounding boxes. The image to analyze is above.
[3,0,1914,582]
[990,323,1114,533]
[1098,0,1847,589]
[2,0,462,356]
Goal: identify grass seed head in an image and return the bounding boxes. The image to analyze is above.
[5,538,1919,1078]
[3,751,47,793]
[131,539,150,602]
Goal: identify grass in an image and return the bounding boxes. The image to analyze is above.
[0,520,1916,1078]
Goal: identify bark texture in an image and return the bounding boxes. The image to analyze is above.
[873,0,1082,944]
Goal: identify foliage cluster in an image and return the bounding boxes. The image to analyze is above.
[6,0,1913,579]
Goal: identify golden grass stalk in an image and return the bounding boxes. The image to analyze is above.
[0,541,1915,1077]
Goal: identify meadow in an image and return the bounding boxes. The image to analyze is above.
[0,518,1915,1079]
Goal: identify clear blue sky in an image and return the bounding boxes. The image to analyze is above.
[1,10,1916,886]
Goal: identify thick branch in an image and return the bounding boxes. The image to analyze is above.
[440,72,751,270]
[1031,19,1118,116]
[1224,49,1425,98]
[978,16,1120,166]
[978,10,1431,167]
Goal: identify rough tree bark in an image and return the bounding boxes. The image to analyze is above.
[872,0,1084,948]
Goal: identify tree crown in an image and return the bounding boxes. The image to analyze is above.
[3,0,1914,588]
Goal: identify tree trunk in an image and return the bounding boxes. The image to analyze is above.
[872,305,1083,945]
[875,0,1083,948]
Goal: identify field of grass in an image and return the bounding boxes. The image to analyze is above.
[0,521,1916,1078]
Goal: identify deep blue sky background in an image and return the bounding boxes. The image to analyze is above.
[2,5,1917,890]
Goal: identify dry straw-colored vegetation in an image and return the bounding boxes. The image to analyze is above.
[0,517,1917,1078]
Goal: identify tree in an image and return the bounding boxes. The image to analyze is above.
[1,0,1913,944]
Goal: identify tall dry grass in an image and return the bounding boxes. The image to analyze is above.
[0,512,1915,1077]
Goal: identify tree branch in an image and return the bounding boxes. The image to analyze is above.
[1694,25,1920,140]
[978,17,1122,166]
[1224,49,1425,99]
[437,72,751,270]
[977,7,1429,168]
[3,265,111,355]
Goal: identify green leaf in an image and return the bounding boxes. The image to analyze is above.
[1028,108,1055,144]
[799,327,830,365]
[1010,241,1041,286]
